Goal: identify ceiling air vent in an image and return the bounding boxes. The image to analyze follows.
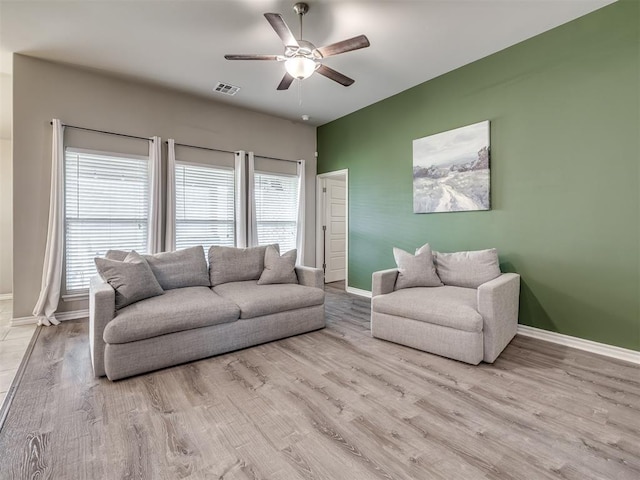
[213,82,240,96]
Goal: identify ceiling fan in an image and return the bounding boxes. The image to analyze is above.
[224,2,370,90]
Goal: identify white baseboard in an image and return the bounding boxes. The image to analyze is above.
[11,309,89,327]
[56,309,89,321]
[0,293,12,301]
[346,286,372,298]
[517,325,640,365]
[10,316,37,326]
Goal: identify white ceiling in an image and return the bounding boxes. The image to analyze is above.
[0,0,615,126]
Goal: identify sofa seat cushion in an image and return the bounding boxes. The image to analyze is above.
[372,286,482,332]
[213,281,325,319]
[104,287,240,344]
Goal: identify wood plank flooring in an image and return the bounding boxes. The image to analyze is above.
[0,299,37,411]
[0,284,638,479]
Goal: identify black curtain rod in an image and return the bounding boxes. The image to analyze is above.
[50,123,300,163]
[167,141,299,163]
[168,141,235,155]
[258,154,301,164]
[51,122,150,142]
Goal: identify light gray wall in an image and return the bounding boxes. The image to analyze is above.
[0,72,12,296]
[0,139,12,296]
[13,54,317,319]
[0,73,10,140]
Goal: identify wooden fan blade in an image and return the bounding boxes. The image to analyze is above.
[264,13,299,47]
[224,54,280,60]
[277,73,295,90]
[316,65,355,87]
[316,35,370,58]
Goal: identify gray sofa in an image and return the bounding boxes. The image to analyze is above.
[371,247,520,365]
[90,245,325,380]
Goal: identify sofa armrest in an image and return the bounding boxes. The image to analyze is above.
[89,275,115,377]
[477,273,520,363]
[295,266,324,289]
[372,269,398,297]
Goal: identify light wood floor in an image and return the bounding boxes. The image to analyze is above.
[0,299,37,410]
[0,285,638,479]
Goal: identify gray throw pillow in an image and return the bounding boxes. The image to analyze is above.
[94,251,164,310]
[257,246,298,285]
[434,248,501,288]
[105,249,129,261]
[393,243,443,290]
[143,246,209,290]
[208,244,279,286]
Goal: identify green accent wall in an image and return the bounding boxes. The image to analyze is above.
[317,1,639,351]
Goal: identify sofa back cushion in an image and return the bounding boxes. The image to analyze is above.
[209,244,279,286]
[393,243,443,290]
[434,248,501,288]
[94,251,164,309]
[143,245,209,290]
[258,246,298,285]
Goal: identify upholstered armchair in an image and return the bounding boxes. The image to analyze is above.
[371,247,520,364]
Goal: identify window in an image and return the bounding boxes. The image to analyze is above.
[254,172,299,252]
[65,149,149,292]
[175,162,235,251]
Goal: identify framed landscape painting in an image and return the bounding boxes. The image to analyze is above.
[413,120,490,213]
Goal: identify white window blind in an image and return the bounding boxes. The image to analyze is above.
[64,149,149,292]
[175,162,235,251]
[254,172,299,252]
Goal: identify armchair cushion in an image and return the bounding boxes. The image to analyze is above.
[434,248,501,288]
[373,286,482,332]
[393,243,443,290]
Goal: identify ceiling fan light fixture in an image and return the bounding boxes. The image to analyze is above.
[224,3,369,90]
[285,56,317,80]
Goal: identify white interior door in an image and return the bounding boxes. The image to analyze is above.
[324,177,346,283]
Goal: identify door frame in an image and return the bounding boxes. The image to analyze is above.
[316,169,348,286]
